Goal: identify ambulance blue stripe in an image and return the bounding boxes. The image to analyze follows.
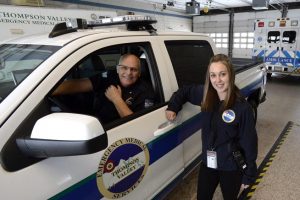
[280,51,294,66]
[268,50,277,57]
[50,82,260,200]
[257,50,264,58]
[265,50,278,65]
[282,50,292,59]
[296,51,300,67]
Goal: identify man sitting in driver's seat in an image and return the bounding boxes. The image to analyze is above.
[53,54,155,123]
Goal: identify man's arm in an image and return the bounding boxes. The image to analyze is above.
[52,78,93,95]
[105,85,133,117]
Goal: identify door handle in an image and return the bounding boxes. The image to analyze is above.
[154,121,177,136]
[277,47,279,50]
[281,47,284,51]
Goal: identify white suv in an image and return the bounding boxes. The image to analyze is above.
[0,16,264,200]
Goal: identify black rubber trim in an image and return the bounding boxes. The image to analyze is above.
[16,133,108,158]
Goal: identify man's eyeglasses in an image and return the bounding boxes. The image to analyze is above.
[117,64,139,73]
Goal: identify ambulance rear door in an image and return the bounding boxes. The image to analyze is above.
[295,28,300,70]
[253,20,267,62]
[278,19,298,72]
[265,20,281,69]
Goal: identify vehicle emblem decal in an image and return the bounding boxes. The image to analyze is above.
[97,138,149,199]
[222,109,235,123]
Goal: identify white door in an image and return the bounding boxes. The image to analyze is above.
[0,37,184,200]
[265,28,281,68]
[296,28,300,70]
[157,36,216,169]
[253,21,267,62]
[280,29,298,71]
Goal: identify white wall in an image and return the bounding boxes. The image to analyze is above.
[0,0,192,42]
[193,9,300,58]
[0,5,116,41]
[45,0,192,31]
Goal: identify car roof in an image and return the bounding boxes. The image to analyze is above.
[3,28,208,47]
[2,15,209,46]
[3,29,133,46]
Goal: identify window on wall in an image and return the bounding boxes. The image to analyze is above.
[207,32,254,49]
[233,32,254,49]
[209,33,228,48]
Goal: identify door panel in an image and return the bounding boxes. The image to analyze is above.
[253,25,267,62]
[180,103,202,166]
[49,106,184,200]
[280,30,297,69]
[265,29,281,67]
[0,36,184,199]
[155,36,215,169]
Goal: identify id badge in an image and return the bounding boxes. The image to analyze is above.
[207,150,217,169]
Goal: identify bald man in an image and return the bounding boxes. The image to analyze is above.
[53,54,155,123]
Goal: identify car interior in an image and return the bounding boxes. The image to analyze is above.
[49,43,161,124]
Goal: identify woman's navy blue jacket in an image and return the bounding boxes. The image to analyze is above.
[167,85,258,185]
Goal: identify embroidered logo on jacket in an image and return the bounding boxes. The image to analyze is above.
[222,109,235,123]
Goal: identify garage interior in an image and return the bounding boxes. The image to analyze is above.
[1,0,300,199]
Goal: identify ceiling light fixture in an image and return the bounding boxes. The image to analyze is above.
[203,0,212,14]
[252,0,269,10]
[186,0,200,15]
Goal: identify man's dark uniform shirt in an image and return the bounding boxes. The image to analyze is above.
[90,71,155,124]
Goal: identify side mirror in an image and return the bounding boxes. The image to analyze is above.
[17,113,107,158]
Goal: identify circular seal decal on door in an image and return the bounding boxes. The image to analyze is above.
[97,138,150,199]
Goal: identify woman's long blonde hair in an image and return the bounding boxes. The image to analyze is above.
[201,54,241,112]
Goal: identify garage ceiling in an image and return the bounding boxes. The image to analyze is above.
[135,0,300,14]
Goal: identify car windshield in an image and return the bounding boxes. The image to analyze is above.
[0,44,61,103]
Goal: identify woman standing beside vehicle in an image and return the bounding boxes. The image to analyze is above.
[165,54,258,200]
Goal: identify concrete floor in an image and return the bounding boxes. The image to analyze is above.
[164,74,300,200]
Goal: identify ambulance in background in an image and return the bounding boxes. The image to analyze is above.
[253,18,300,78]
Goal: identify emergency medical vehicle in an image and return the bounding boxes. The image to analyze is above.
[253,18,300,77]
[0,15,266,199]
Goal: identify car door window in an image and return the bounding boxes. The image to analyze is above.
[51,43,162,126]
[165,40,214,87]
